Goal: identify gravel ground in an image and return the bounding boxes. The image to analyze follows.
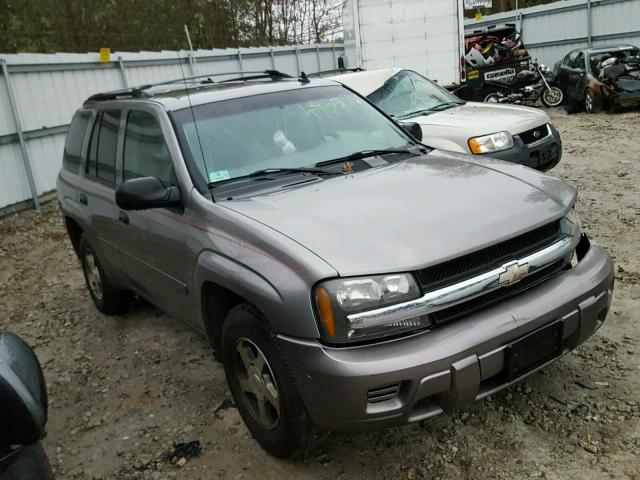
[1,108,639,480]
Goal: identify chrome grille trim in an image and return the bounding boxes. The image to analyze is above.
[347,235,574,329]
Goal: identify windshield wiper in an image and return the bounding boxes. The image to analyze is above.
[429,101,465,111]
[398,101,465,118]
[208,167,337,188]
[315,148,415,168]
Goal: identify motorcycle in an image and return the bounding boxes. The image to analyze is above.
[482,62,564,107]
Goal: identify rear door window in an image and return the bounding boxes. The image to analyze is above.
[63,111,91,174]
[86,110,121,185]
[123,110,174,186]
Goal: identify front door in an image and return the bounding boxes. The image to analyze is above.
[117,108,190,320]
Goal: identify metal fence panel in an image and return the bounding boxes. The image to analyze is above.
[0,143,31,207]
[0,44,343,211]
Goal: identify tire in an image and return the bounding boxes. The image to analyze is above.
[221,303,321,457]
[483,91,505,103]
[584,88,601,113]
[79,235,133,315]
[541,87,563,107]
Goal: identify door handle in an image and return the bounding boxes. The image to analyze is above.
[118,211,129,225]
[79,193,88,205]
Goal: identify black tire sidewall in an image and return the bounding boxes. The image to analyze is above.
[78,235,131,315]
[79,236,107,311]
[221,305,311,458]
[584,89,601,113]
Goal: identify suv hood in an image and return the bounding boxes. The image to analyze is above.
[222,151,576,277]
[413,102,549,137]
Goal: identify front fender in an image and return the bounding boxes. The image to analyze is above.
[192,249,323,339]
[421,135,468,153]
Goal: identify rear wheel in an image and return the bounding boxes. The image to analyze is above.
[584,89,601,113]
[221,303,321,457]
[79,236,132,315]
[484,91,506,103]
[541,87,563,107]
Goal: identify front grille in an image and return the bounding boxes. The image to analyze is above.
[367,383,401,403]
[518,124,550,145]
[431,259,566,325]
[416,220,562,291]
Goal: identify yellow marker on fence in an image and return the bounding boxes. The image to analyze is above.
[475,12,483,21]
[99,48,111,63]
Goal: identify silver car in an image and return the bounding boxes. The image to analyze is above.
[57,71,614,457]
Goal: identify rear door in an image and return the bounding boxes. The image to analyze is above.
[116,107,190,320]
[76,109,128,286]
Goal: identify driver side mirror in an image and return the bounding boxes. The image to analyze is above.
[116,177,182,211]
[0,332,48,447]
[400,122,423,142]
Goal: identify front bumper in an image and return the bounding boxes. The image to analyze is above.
[279,240,614,430]
[487,123,562,171]
[616,90,640,106]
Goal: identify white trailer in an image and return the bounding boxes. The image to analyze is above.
[342,0,465,87]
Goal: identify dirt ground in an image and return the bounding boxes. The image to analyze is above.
[1,108,639,480]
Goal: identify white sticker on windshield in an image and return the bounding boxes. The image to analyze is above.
[209,170,230,182]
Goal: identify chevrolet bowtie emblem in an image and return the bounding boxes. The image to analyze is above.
[498,261,529,286]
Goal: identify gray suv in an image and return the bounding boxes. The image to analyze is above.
[57,70,614,457]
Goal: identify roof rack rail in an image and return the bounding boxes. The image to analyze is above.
[85,70,292,103]
[307,68,364,78]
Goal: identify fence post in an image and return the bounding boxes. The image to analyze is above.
[295,46,302,75]
[270,48,276,70]
[237,48,244,74]
[0,59,40,211]
[315,45,322,72]
[187,52,197,76]
[118,56,128,88]
[587,0,592,47]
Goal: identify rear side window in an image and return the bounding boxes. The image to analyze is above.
[63,111,91,174]
[123,111,173,186]
[86,110,121,184]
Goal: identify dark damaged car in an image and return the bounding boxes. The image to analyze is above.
[554,44,640,113]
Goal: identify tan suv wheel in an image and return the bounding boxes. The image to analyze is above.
[221,303,323,458]
[79,236,132,315]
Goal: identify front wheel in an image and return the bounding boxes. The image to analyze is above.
[584,88,601,113]
[221,304,322,457]
[541,87,563,107]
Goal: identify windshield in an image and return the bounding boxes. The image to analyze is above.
[367,70,463,118]
[172,85,411,185]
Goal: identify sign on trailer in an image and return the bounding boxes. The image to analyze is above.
[464,0,492,8]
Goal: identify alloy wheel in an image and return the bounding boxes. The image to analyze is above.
[83,250,103,301]
[233,338,281,429]
[542,87,563,107]
[585,90,594,113]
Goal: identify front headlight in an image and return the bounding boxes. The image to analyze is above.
[564,206,582,250]
[468,131,514,154]
[314,273,430,343]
